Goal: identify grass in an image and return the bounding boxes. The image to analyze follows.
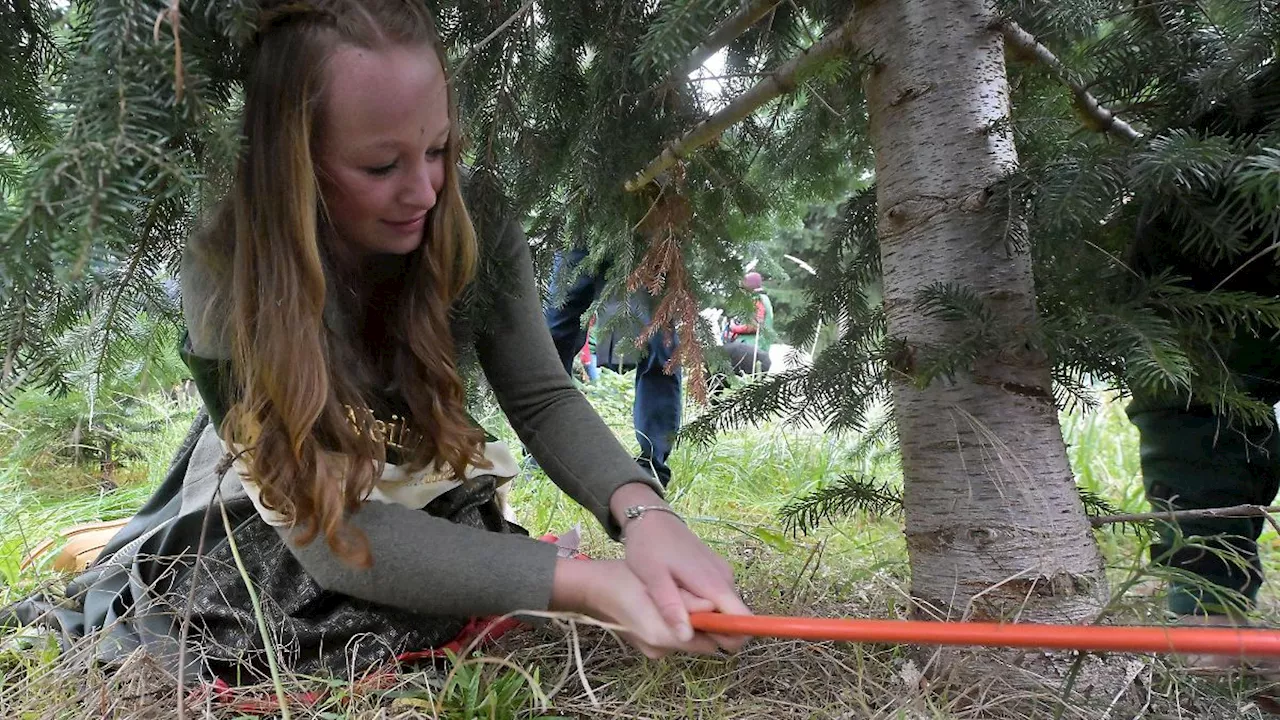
[2,369,1279,718]
[0,387,202,590]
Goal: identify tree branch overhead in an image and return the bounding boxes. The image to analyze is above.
[626,18,858,193]
[999,20,1141,143]
[655,0,784,93]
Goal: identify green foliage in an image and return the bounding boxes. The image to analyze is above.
[0,0,1276,549]
[0,0,864,404]
[909,282,1005,387]
[635,0,738,78]
[0,311,193,499]
[780,472,903,537]
[687,183,885,448]
[416,650,554,720]
[715,1,1279,535]
[785,187,881,345]
[683,323,890,445]
[1007,4,1278,408]
[0,0,247,406]
[0,0,59,153]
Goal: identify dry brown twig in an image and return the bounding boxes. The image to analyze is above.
[1089,503,1280,527]
[627,189,710,403]
[153,0,184,102]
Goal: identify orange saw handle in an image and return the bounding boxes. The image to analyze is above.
[689,612,1280,657]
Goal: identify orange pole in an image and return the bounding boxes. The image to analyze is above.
[689,613,1280,657]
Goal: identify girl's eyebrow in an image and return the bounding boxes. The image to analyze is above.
[361,139,403,151]
[357,124,450,152]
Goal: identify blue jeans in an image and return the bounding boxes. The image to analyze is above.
[544,247,681,487]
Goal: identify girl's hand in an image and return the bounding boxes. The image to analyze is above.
[550,558,721,659]
[610,482,752,653]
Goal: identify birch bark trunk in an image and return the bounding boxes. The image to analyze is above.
[855,0,1108,630]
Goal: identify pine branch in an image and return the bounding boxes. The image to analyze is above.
[1078,488,1153,538]
[908,283,1008,387]
[1152,284,1280,336]
[92,199,162,385]
[998,20,1142,143]
[780,473,903,537]
[681,323,890,446]
[1078,488,1124,520]
[1,301,26,385]
[1051,367,1100,415]
[454,0,538,76]
[625,16,858,192]
[654,0,783,92]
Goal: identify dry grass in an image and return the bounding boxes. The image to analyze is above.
[5,565,1269,719]
[4,381,1280,718]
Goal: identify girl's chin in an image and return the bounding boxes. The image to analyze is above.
[349,233,424,257]
[378,236,425,255]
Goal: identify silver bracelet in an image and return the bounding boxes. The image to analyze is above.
[623,504,685,529]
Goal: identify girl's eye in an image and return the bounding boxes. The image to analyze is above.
[365,162,396,177]
[426,146,446,160]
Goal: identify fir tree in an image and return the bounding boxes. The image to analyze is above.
[1,0,1277,693]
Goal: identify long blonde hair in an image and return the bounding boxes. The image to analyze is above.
[197,0,486,567]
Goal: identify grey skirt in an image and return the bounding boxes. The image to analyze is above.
[2,410,523,683]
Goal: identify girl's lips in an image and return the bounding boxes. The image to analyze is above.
[383,215,426,233]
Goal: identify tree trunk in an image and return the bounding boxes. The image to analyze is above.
[856,0,1108,629]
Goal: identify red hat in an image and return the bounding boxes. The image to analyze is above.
[743,271,763,291]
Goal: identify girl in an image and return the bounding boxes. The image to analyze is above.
[11,0,748,682]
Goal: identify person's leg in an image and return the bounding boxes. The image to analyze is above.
[1130,400,1280,615]
[724,341,758,375]
[543,247,605,375]
[751,344,772,374]
[708,343,753,407]
[527,247,603,472]
[705,353,731,406]
[1129,333,1280,617]
[634,324,682,488]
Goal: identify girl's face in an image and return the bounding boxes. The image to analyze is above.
[316,43,449,257]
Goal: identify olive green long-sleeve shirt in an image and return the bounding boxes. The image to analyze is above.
[180,207,662,619]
